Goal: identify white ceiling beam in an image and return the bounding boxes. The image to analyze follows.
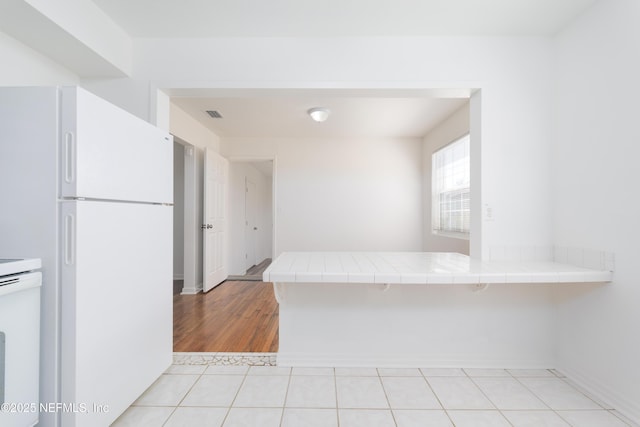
[0,0,132,77]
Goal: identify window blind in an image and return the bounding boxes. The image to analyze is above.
[432,134,470,235]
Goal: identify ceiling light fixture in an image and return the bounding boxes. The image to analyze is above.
[308,107,330,122]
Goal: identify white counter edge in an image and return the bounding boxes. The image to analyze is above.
[263,252,613,285]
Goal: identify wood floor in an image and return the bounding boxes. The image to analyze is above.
[227,258,272,281]
[173,280,278,353]
[246,258,272,276]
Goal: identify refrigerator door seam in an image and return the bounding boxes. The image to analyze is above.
[60,197,173,206]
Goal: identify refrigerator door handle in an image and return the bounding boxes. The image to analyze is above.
[64,132,75,184]
[64,213,75,265]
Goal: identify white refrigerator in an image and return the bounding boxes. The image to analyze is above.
[0,86,173,427]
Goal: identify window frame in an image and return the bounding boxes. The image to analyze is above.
[431,133,471,240]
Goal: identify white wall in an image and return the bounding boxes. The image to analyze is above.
[223,137,423,253]
[81,78,157,123]
[423,102,471,254]
[279,282,556,368]
[552,0,640,422]
[137,35,554,260]
[228,162,273,275]
[170,103,221,152]
[3,26,557,262]
[0,31,78,85]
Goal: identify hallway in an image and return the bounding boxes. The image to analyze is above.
[173,280,278,353]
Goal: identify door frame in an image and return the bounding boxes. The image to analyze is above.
[244,177,257,270]
[228,156,278,262]
[173,136,198,294]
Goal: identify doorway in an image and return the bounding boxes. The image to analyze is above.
[227,159,275,281]
[172,156,278,353]
[173,141,184,294]
[172,137,198,295]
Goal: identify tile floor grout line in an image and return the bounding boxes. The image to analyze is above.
[554,409,577,427]
[510,375,615,427]
[561,375,615,410]
[419,370,454,426]
[502,409,518,427]
[333,368,341,427]
[277,368,293,427]
[535,375,607,410]
[160,366,207,427]
[376,368,399,427]
[159,406,179,427]
[608,409,635,427]
[554,408,635,427]
[460,373,519,427]
[511,374,555,412]
[463,374,499,411]
[277,403,285,426]
[218,366,251,427]
[475,372,552,414]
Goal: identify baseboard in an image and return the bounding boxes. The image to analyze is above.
[559,366,640,425]
[227,274,263,282]
[180,283,202,295]
[173,274,184,280]
[276,352,554,370]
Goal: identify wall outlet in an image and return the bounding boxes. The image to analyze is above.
[484,204,495,221]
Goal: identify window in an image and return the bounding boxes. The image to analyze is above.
[432,134,470,237]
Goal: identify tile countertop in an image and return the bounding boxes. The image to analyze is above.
[262,252,613,285]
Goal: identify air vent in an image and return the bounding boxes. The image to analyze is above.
[206,110,223,118]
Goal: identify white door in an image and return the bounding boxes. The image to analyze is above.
[245,178,257,270]
[203,149,229,292]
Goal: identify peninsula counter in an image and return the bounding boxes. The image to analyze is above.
[264,252,612,368]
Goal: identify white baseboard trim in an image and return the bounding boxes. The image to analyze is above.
[180,286,201,295]
[559,366,640,425]
[173,274,184,280]
[276,352,554,370]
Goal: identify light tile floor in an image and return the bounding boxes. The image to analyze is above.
[112,363,638,427]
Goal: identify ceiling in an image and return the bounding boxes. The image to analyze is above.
[90,0,596,139]
[171,91,468,139]
[92,0,596,38]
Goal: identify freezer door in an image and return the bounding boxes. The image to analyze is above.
[60,87,173,204]
[60,200,172,427]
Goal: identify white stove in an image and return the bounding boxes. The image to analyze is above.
[0,258,41,427]
[0,258,41,279]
